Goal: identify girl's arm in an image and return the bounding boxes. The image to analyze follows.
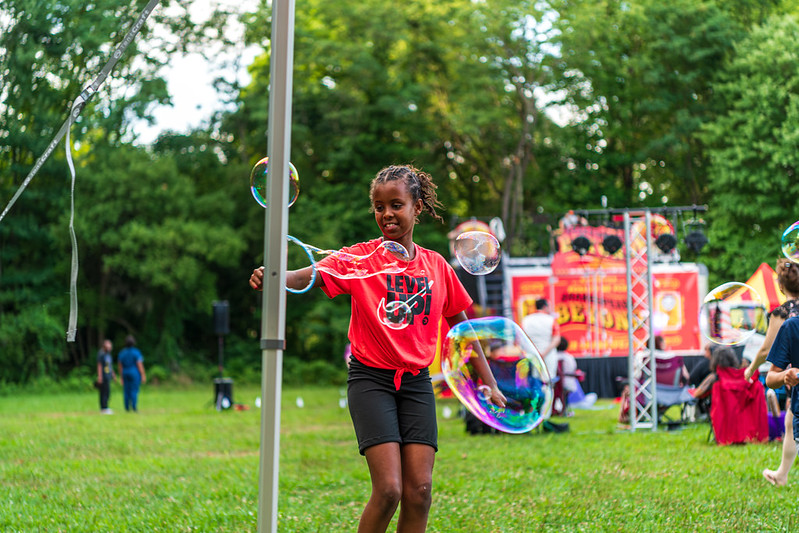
[744,315,784,380]
[249,265,323,292]
[766,365,799,389]
[446,312,507,408]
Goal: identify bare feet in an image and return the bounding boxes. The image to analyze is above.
[763,469,787,486]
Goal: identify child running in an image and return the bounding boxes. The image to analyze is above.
[250,164,506,532]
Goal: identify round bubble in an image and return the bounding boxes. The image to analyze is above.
[377,299,413,330]
[781,221,799,263]
[441,316,553,434]
[699,282,766,346]
[250,156,300,208]
[454,231,501,275]
[375,280,434,330]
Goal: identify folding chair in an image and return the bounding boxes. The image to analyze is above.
[653,353,695,428]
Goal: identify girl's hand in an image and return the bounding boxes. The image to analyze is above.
[478,384,507,408]
[489,386,507,408]
[249,267,265,291]
[744,365,755,381]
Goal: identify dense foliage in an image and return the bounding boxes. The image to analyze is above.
[1,0,797,384]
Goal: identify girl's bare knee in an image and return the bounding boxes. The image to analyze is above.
[402,481,432,511]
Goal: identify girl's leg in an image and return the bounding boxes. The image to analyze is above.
[359,442,403,533]
[396,443,435,533]
[764,408,796,486]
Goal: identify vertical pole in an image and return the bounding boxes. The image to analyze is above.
[257,0,295,531]
[218,336,224,377]
[624,213,637,427]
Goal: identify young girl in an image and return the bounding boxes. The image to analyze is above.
[250,164,506,531]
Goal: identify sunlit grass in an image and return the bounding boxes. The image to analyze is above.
[0,385,794,531]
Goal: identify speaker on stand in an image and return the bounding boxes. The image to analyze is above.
[212,301,232,410]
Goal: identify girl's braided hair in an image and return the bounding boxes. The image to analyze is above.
[370,165,444,223]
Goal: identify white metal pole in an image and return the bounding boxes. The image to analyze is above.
[257,0,295,530]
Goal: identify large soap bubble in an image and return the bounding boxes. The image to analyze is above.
[315,240,411,279]
[286,236,412,294]
[781,221,799,263]
[699,282,766,345]
[454,231,501,275]
[441,317,553,434]
[250,156,300,208]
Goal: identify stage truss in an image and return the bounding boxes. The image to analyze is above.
[624,211,657,430]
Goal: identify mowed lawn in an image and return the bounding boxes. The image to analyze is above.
[0,384,795,532]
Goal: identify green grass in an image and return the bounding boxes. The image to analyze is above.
[0,384,794,532]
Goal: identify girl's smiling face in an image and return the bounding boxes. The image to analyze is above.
[371,179,423,252]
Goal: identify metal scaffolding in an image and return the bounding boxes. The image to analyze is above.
[624,211,657,430]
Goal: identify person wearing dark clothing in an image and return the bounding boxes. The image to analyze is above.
[96,339,117,414]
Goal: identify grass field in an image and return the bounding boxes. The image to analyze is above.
[0,383,794,532]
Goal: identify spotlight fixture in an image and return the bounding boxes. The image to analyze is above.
[685,230,708,254]
[602,235,623,255]
[571,236,592,256]
[655,233,677,254]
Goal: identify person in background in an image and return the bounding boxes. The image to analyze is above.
[522,298,561,381]
[117,335,146,413]
[96,339,117,414]
[556,337,580,398]
[689,343,714,388]
[750,258,799,486]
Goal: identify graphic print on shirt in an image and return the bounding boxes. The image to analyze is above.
[386,274,433,326]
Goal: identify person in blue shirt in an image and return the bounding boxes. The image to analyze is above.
[117,335,147,412]
[766,316,799,442]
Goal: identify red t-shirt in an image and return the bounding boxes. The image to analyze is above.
[320,238,472,389]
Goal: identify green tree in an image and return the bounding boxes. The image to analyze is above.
[0,0,230,381]
[550,0,744,211]
[73,136,246,368]
[701,15,799,283]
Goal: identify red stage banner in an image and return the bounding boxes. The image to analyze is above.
[509,263,703,357]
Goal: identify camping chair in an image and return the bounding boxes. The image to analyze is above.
[618,352,694,427]
[709,366,769,445]
[653,353,695,428]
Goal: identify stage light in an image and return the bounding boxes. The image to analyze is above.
[655,233,677,254]
[685,230,708,254]
[571,236,592,256]
[602,235,622,255]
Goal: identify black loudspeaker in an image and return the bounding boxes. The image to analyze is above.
[213,301,230,336]
[214,377,234,410]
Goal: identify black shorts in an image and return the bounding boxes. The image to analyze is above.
[347,357,438,455]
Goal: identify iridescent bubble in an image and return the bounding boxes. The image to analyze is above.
[699,282,766,345]
[250,156,300,208]
[376,281,434,330]
[781,221,799,263]
[454,231,501,275]
[286,237,413,294]
[441,317,553,434]
[315,240,411,279]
